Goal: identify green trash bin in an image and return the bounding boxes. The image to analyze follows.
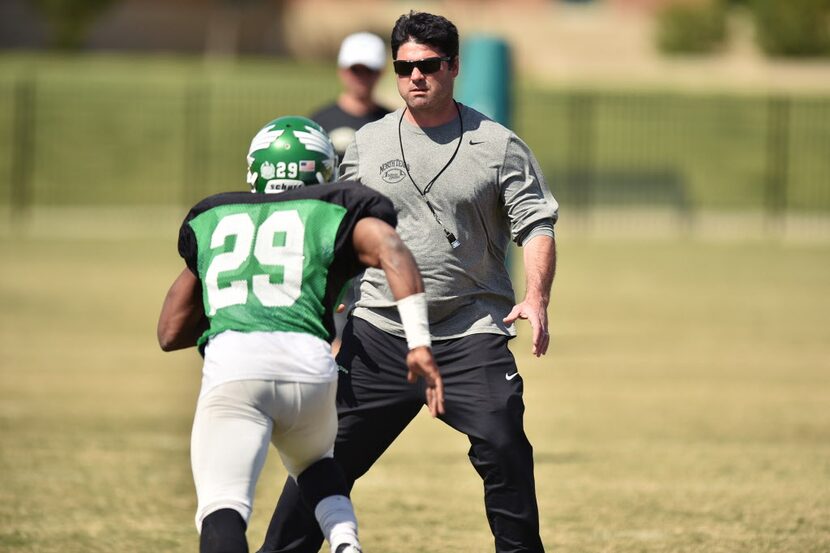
[456,35,517,272]
[456,35,512,128]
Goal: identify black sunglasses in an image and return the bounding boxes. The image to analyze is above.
[393,56,452,76]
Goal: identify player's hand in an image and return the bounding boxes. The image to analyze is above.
[405,346,445,417]
[335,303,346,314]
[503,299,550,357]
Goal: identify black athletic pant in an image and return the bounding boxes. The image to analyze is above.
[258,317,544,553]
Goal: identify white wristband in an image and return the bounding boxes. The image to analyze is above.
[396,292,431,350]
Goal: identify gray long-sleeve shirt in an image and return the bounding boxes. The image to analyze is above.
[341,103,559,339]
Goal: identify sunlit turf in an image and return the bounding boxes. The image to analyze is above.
[1,214,828,552]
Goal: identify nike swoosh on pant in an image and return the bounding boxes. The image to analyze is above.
[505,372,519,380]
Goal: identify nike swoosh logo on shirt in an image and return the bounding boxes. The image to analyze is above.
[469,140,484,145]
[505,372,519,380]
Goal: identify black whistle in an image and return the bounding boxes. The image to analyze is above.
[445,230,461,249]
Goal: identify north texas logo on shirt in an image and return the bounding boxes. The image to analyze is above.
[379,159,408,184]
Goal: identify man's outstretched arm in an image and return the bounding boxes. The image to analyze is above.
[503,234,556,357]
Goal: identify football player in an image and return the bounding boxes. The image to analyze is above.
[157,116,444,553]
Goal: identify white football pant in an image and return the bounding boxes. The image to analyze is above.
[190,379,338,531]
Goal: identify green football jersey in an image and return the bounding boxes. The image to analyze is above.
[178,182,396,347]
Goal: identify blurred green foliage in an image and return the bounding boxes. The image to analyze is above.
[28,0,118,50]
[656,0,728,55]
[656,0,830,58]
[752,0,830,57]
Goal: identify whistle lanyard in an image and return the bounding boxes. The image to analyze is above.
[398,101,463,248]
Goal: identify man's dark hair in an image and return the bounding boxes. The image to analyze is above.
[390,11,459,60]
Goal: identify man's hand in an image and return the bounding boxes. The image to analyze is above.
[507,234,555,358]
[503,298,550,357]
[405,346,445,417]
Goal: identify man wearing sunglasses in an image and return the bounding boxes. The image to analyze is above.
[259,10,558,553]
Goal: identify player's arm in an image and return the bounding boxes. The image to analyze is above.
[503,234,556,357]
[157,268,209,352]
[352,217,445,417]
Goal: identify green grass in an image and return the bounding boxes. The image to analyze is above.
[1,212,829,552]
[0,53,342,207]
[0,52,828,211]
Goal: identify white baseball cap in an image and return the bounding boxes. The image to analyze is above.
[338,32,387,71]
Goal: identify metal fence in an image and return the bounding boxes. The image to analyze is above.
[1,63,829,235]
[517,90,830,215]
[0,62,342,210]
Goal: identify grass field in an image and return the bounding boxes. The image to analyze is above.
[1,212,829,552]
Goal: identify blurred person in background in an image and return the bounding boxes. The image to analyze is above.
[312,31,392,160]
[259,10,558,553]
[157,115,444,553]
[310,31,393,355]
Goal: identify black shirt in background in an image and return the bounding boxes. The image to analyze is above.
[310,103,391,160]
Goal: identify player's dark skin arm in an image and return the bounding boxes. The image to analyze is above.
[157,268,208,352]
[352,217,445,417]
[155,217,445,415]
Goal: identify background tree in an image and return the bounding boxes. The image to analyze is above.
[656,0,728,55]
[752,0,830,57]
[27,0,118,50]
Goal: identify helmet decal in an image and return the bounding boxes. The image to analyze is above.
[260,161,277,180]
[295,126,336,157]
[295,125,337,184]
[245,116,337,193]
[248,125,285,158]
